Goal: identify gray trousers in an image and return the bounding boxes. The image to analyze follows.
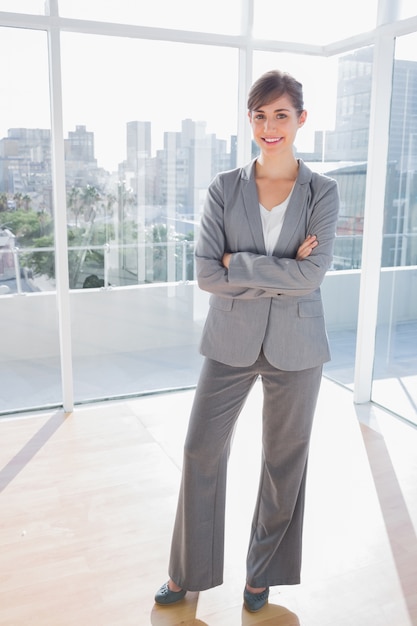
[168,350,322,591]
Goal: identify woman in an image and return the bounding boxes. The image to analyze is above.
[155,69,339,613]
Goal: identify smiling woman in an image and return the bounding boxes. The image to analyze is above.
[155,68,340,612]
[248,95,307,207]
[245,71,308,209]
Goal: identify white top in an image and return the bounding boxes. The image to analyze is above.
[260,186,294,255]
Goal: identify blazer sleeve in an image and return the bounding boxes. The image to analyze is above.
[195,173,271,299]
[227,179,340,296]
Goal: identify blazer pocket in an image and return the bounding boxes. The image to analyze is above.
[209,294,233,311]
[298,299,324,318]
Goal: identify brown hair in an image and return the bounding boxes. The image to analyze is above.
[247,70,304,115]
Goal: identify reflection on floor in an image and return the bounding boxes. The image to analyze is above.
[0,378,416,625]
[325,321,417,425]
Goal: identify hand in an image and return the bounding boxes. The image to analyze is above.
[296,235,318,261]
[222,252,232,268]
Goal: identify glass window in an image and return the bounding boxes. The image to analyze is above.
[60,33,238,401]
[373,33,417,425]
[0,28,62,414]
[399,1,417,20]
[58,0,241,35]
[253,50,372,388]
[253,0,378,45]
[0,27,53,294]
[253,49,372,273]
[0,1,45,13]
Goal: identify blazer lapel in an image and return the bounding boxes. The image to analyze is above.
[273,160,312,257]
[240,160,266,254]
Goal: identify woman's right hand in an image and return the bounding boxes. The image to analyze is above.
[296,234,318,260]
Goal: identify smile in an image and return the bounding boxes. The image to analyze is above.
[262,137,283,143]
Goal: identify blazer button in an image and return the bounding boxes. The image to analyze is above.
[277,293,282,296]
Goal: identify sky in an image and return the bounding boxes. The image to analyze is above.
[0,27,337,172]
[1,2,416,172]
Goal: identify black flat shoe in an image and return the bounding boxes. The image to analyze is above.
[243,586,269,612]
[154,581,187,605]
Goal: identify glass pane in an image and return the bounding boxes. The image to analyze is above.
[253,49,372,271]
[0,28,61,414]
[0,0,45,13]
[60,33,238,401]
[69,283,206,402]
[58,0,241,35]
[373,33,417,425]
[0,295,62,414]
[0,27,54,295]
[399,1,417,20]
[253,49,372,387]
[253,0,378,45]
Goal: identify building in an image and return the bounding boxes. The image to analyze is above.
[64,124,103,188]
[0,128,52,211]
[304,47,417,268]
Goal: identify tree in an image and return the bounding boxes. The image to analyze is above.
[149,223,169,281]
[67,186,82,227]
[69,185,101,287]
[0,209,52,246]
[13,192,23,210]
[0,193,8,212]
[22,195,31,211]
[24,235,54,278]
[82,184,100,222]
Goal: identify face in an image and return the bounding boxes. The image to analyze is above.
[248,94,307,156]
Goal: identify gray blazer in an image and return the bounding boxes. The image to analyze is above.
[195,159,340,371]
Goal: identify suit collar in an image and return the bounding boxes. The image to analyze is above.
[277,170,307,256]
[240,160,265,252]
[240,158,313,256]
[241,158,313,184]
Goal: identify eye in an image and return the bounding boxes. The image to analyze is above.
[276,113,287,119]
[254,113,265,120]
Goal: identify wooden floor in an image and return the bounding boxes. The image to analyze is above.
[0,378,416,626]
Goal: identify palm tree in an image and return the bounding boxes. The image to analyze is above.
[22,194,31,211]
[67,186,82,228]
[82,185,100,222]
[69,185,101,288]
[0,193,8,212]
[13,192,23,210]
[105,192,117,217]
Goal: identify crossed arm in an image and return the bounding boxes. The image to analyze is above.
[221,234,318,269]
[196,173,339,298]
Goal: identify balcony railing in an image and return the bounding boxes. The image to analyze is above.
[1,232,417,295]
[0,239,196,294]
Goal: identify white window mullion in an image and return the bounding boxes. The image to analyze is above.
[48,2,74,412]
[237,0,254,166]
[353,31,395,403]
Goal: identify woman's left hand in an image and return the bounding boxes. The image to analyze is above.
[296,235,318,261]
[222,252,232,268]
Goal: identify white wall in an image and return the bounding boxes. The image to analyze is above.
[1,267,416,362]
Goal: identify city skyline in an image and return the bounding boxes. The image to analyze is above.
[2,47,417,277]
[2,2,417,175]
[0,117,236,176]
[1,27,345,172]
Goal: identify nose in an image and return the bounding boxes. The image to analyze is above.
[263,116,277,131]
